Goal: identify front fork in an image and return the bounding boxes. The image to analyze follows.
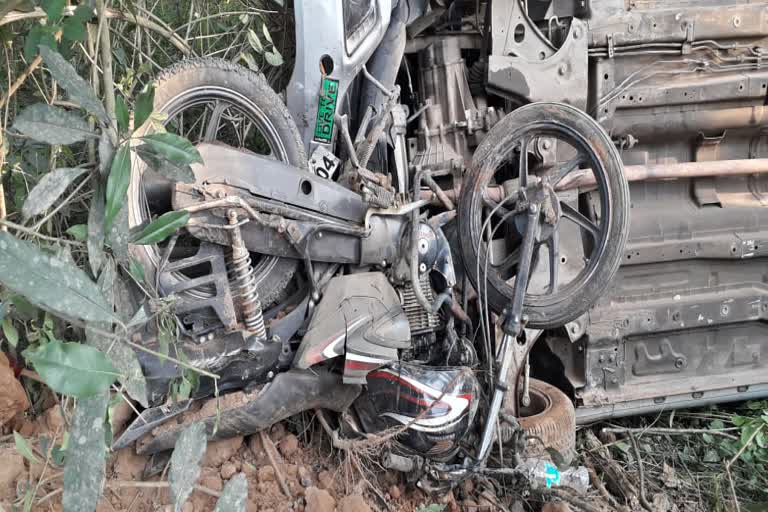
[475,203,542,464]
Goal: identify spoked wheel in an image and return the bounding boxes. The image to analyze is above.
[459,102,630,329]
[128,58,307,308]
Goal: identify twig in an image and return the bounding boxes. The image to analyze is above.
[602,426,739,440]
[259,430,292,499]
[0,56,41,111]
[585,461,622,510]
[540,488,604,512]
[0,219,85,245]
[19,368,45,383]
[123,338,219,380]
[0,130,6,233]
[106,480,221,498]
[1,7,193,55]
[628,432,653,512]
[0,28,62,110]
[726,424,762,469]
[724,462,741,512]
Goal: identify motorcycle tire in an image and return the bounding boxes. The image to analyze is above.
[518,379,576,464]
[128,58,306,308]
[458,102,630,329]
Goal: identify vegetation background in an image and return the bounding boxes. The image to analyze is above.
[0,1,766,511]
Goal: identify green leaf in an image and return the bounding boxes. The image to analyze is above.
[0,232,117,324]
[2,318,19,347]
[63,392,108,512]
[543,447,568,471]
[247,29,263,53]
[170,423,208,512]
[24,25,58,61]
[61,4,94,42]
[134,85,155,131]
[134,145,195,183]
[239,52,259,72]
[41,0,65,20]
[107,202,130,266]
[264,49,284,67]
[128,258,146,283]
[417,506,446,512]
[115,96,130,135]
[14,432,41,464]
[733,416,749,427]
[0,302,6,324]
[105,145,131,232]
[22,489,34,512]
[757,430,767,449]
[66,224,88,241]
[702,433,714,444]
[88,179,107,275]
[39,46,109,124]
[132,211,190,245]
[23,340,118,397]
[214,473,248,512]
[98,133,115,176]
[703,449,720,463]
[12,104,95,145]
[262,23,273,44]
[86,259,149,407]
[22,167,88,220]
[710,419,725,430]
[139,133,203,166]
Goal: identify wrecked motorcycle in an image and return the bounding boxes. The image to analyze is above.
[118,0,629,487]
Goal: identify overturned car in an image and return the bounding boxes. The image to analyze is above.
[117,0,768,485]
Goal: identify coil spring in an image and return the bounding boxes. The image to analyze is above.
[227,211,266,338]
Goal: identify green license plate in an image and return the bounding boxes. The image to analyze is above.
[313,77,339,144]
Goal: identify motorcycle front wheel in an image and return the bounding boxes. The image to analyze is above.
[127,58,307,308]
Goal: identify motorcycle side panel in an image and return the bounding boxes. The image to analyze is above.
[190,143,368,223]
[293,272,411,383]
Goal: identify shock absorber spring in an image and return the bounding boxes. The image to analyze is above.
[226,210,267,339]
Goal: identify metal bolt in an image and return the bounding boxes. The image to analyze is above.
[598,354,605,363]
[721,305,730,316]
[267,371,274,379]
[529,204,538,213]
[557,65,567,76]
[542,139,552,150]
[316,232,323,239]
[419,263,427,273]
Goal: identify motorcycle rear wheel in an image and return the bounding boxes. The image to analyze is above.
[128,58,307,308]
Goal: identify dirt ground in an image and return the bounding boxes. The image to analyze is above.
[0,356,725,512]
[0,397,474,512]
